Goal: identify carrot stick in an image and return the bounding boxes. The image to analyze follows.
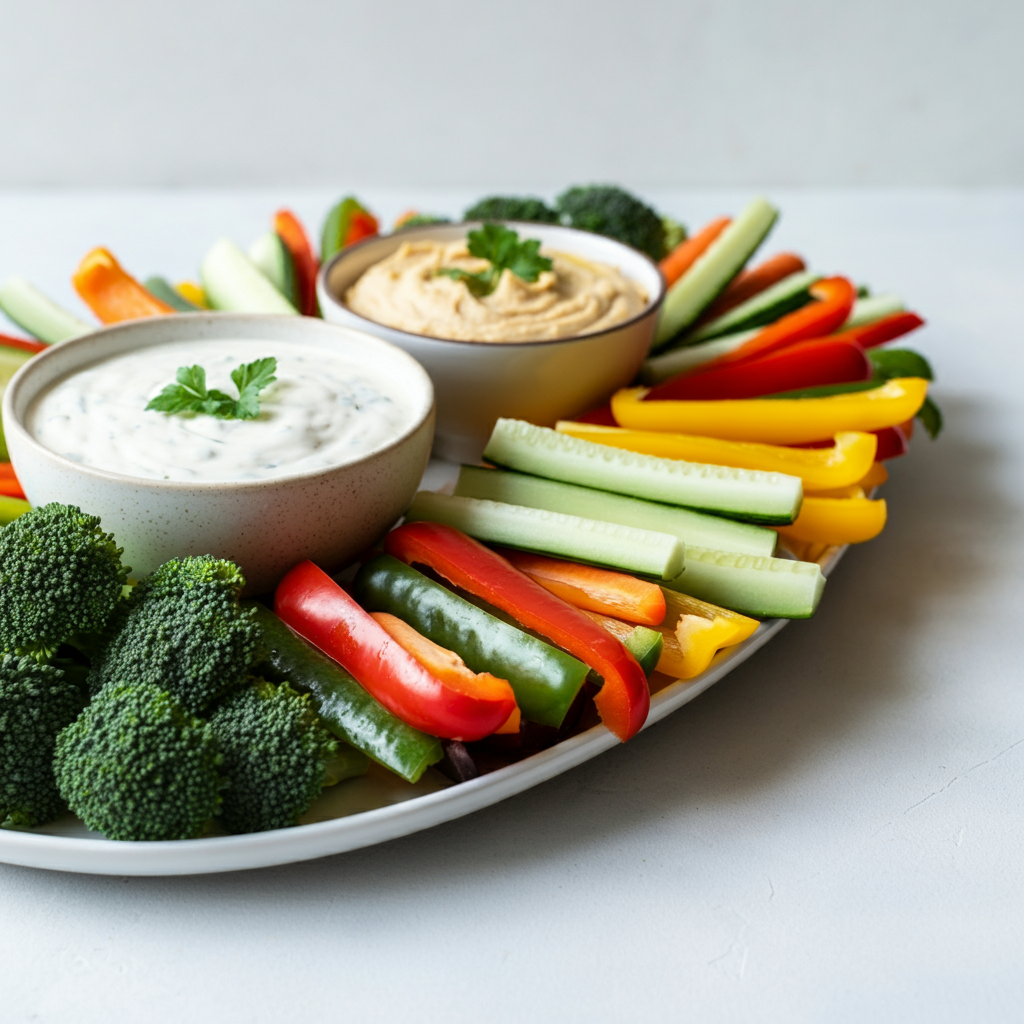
[72,248,176,324]
[658,216,731,288]
[497,549,667,627]
[695,252,807,325]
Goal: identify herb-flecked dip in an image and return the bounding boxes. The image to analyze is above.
[27,339,416,483]
[344,240,649,343]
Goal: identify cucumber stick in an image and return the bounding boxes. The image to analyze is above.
[667,547,825,619]
[248,232,299,308]
[641,328,759,384]
[455,465,776,557]
[483,419,802,525]
[685,270,820,343]
[201,238,299,315]
[843,293,904,329]
[0,276,91,343]
[405,491,685,579]
[0,345,33,461]
[654,197,779,349]
[143,276,200,312]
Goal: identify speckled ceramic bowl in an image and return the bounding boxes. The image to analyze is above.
[318,222,665,463]
[3,314,434,594]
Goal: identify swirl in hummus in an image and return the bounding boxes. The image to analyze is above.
[344,239,649,343]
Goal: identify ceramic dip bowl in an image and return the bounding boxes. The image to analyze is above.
[3,313,434,594]
[318,221,665,463]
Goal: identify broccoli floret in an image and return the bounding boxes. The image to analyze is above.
[555,185,667,261]
[88,555,264,714]
[0,503,129,659]
[463,196,560,224]
[54,681,224,841]
[662,215,687,255]
[0,654,84,826]
[209,679,337,834]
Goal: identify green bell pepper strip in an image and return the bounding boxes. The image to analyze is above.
[352,554,589,730]
[247,601,442,783]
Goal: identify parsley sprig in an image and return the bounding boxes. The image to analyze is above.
[145,357,278,420]
[437,223,553,298]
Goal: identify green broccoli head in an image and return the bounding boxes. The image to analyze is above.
[0,654,85,826]
[0,503,129,659]
[54,681,224,841]
[88,555,265,714]
[209,679,337,834]
[555,185,667,261]
[463,196,560,224]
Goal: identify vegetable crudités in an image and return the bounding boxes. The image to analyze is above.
[27,339,414,482]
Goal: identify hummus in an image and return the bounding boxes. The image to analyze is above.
[344,239,648,343]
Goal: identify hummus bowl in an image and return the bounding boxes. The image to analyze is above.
[2,314,435,594]
[318,222,665,463]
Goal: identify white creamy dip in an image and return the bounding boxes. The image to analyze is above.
[28,339,415,483]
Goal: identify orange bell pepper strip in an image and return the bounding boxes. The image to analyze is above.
[72,248,176,324]
[695,252,807,326]
[0,463,26,500]
[274,560,516,742]
[659,217,731,288]
[555,422,878,491]
[274,210,319,317]
[699,276,856,371]
[384,522,650,742]
[610,378,929,446]
[371,612,520,734]
[775,495,887,546]
[497,549,666,627]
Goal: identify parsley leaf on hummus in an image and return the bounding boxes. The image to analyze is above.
[437,223,553,298]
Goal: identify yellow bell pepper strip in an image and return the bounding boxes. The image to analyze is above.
[175,281,209,308]
[555,421,878,491]
[0,494,31,526]
[801,485,865,500]
[856,462,889,491]
[370,612,521,735]
[72,248,176,323]
[775,495,887,546]
[610,378,929,447]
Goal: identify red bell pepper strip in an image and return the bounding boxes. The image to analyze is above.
[658,217,731,288]
[274,560,516,742]
[384,522,650,742]
[695,252,807,326]
[574,403,618,426]
[645,337,872,402]
[274,209,319,317]
[698,276,857,372]
[0,332,46,354]
[830,311,925,349]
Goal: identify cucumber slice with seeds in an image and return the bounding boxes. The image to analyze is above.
[685,270,821,343]
[200,238,299,315]
[455,465,776,556]
[248,232,299,308]
[483,419,802,525]
[0,276,91,343]
[666,547,825,619]
[405,491,685,579]
[654,197,779,349]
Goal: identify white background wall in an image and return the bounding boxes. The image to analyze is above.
[0,0,1020,189]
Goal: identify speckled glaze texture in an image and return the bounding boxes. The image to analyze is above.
[3,315,434,594]
[318,222,665,463]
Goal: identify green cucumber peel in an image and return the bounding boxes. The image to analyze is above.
[666,547,825,619]
[624,625,663,677]
[685,270,820,344]
[353,554,588,729]
[0,346,33,461]
[654,197,779,350]
[143,276,199,312]
[455,464,777,556]
[641,328,759,384]
[248,232,299,308]
[200,238,299,315]
[406,490,685,579]
[0,276,91,343]
[483,419,802,525]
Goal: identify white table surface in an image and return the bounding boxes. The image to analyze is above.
[1,189,1022,1023]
